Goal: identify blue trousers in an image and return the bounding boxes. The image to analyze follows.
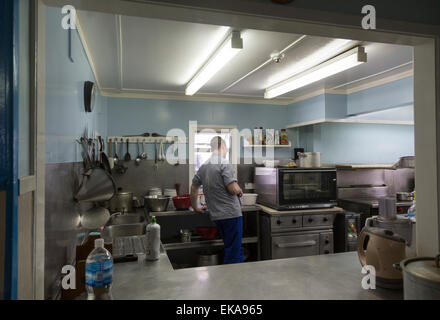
[214,216,244,264]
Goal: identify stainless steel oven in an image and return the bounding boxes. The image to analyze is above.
[255,167,337,210]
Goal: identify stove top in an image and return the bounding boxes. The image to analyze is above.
[338,197,413,209]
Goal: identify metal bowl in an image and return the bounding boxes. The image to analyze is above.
[144,195,170,212]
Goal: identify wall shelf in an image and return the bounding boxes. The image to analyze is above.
[244,143,291,148]
[149,205,260,217]
[107,136,188,143]
[163,236,258,251]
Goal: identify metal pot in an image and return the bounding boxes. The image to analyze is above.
[197,250,219,267]
[297,152,321,168]
[109,192,133,213]
[395,254,440,300]
[144,195,170,212]
[396,192,414,202]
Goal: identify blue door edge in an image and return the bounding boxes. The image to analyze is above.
[1,0,20,300]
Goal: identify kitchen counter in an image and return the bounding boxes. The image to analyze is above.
[338,198,413,209]
[111,250,402,300]
[258,204,344,215]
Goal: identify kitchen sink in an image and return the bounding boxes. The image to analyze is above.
[102,223,146,239]
[107,214,145,225]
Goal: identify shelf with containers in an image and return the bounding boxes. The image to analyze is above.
[243,128,291,148]
[151,205,261,269]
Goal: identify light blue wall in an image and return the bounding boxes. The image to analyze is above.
[325,94,347,118]
[347,77,413,115]
[287,94,325,124]
[107,97,293,159]
[43,4,414,165]
[304,122,414,164]
[45,6,107,164]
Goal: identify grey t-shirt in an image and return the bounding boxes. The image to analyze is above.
[192,152,242,221]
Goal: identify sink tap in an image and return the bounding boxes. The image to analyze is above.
[104,212,122,228]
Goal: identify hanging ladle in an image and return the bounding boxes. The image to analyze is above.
[135,139,142,166]
[141,140,147,160]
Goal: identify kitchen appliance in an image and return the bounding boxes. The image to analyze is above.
[338,197,414,232]
[241,193,258,206]
[297,152,321,168]
[395,254,440,300]
[172,194,191,210]
[333,211,360,252]
[396,192,414,201]
[255,167,337,210]
[108,191,133,213]
[364,197,417,258]
[197,250,219,266]
[260,208,338,260]
[293,148,304,160]
[196,227,218,240]
[357,227,407,289]
[144,195,170,212]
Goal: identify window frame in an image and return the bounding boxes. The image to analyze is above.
[188,122,239,189]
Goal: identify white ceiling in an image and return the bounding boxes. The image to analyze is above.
[77,11,413,103]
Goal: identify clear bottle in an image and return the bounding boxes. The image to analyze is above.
[85,238,113,300]
[146,216,161,261]
[407,192,416,218]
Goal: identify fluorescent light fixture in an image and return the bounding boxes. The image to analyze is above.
[186,31,243,96]
[265,46,367,99]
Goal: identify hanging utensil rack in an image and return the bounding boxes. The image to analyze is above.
[106,136,188,144]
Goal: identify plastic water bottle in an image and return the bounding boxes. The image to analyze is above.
[407,192,416,218]
[146,216,161,261]
[85,238,113,300]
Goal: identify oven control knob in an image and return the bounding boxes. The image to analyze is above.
[325,240,329,245]
[323,217,328,222]
[308,218,314,223]
[292,219,297,224]
[276,219,282,225]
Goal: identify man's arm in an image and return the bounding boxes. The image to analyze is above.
[190,184,205,213]
[227,181,243,197]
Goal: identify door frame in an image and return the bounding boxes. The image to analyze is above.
[39,0,439,283]
[0,0,19,300]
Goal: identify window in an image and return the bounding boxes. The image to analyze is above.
[189,122,238,187]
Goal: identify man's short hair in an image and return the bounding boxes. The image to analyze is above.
[210,136,226,151]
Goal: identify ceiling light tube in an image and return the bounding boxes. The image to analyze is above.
[264,46,367,99]
[186,31,243,96]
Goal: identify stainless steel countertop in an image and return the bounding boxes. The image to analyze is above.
[111,251,402,300]
[338,198,413,209]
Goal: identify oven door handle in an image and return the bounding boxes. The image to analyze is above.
[276,240,317,248]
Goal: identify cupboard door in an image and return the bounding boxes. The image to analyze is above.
[271,233,319,259]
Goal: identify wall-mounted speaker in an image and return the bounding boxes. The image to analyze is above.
[84,81,96,113]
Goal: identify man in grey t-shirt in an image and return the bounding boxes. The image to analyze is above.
[190,136,244,264]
